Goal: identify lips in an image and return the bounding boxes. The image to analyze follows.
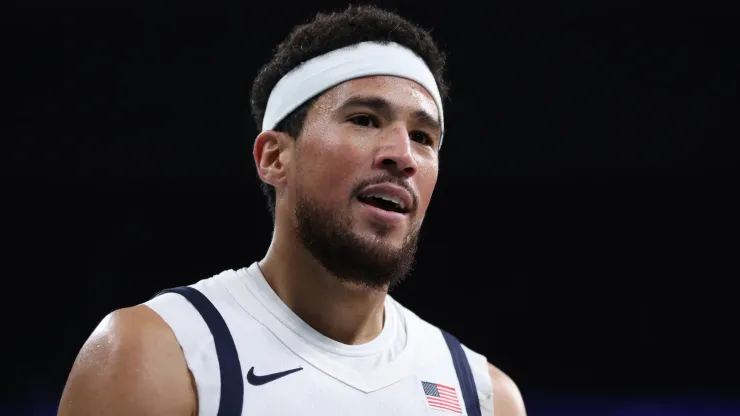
[356,183,414,214]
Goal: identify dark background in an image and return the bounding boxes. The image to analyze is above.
[3,2,739,415]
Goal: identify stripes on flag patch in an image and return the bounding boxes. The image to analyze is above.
[421,381,462,414]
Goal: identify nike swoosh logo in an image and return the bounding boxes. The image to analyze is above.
[246,366,303,386]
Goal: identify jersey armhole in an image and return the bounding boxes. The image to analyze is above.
[462,344,494,416]
[144,292,222,416]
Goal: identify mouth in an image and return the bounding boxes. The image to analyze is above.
[356,194,410,214]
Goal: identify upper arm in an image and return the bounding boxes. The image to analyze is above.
[58,305,197,416]
[488,363,526,416]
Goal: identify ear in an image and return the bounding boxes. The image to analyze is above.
[253,130,292,189]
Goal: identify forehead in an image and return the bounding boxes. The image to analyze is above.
[318,75,439,121]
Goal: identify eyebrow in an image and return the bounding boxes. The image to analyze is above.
[338,95,442,135]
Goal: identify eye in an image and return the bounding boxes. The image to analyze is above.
[410,131,434,147]
[348,114,379,128]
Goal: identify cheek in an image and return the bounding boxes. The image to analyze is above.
[416,165,439,209]
[300,137,364,200]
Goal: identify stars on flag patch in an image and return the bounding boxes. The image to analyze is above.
[421,381,462,414]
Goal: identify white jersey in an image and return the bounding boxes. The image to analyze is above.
[144,263,493,416]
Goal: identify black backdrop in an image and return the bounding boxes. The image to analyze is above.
[3,3,739,414]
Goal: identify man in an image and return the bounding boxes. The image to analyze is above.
[58,5,526,416]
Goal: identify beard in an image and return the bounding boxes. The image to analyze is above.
[293,185,421,291]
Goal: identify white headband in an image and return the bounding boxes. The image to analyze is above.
[262,41,445,145]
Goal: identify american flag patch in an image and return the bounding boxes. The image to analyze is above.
[422,381,462,414]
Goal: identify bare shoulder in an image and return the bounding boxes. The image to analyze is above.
[58,305,196,416]
[488,363,527,416]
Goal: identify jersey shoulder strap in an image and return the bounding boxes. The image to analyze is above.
[155,286,244,416]
[441,330,482,416]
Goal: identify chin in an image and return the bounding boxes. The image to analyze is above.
[355,229,411,254]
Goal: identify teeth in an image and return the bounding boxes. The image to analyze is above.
[365,193,405,209]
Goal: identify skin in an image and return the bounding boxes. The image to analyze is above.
[58,75,526,416]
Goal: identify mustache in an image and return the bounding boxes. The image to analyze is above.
[351,174,419,212]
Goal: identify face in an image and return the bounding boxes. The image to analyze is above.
[276,76,441,289]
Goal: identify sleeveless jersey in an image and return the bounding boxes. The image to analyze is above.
[144,263,494,416]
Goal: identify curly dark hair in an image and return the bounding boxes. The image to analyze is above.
[250,5,449,218]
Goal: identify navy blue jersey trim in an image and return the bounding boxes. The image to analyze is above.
[156,286,244,416]
[442,330,482,416]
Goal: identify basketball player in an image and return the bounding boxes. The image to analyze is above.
[58,6,526,416]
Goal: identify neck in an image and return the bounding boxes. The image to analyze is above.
[258,223,387,345]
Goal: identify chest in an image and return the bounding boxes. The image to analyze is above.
[193,273,474,415]
[238,360,467,416]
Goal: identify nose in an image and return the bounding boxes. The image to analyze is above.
[372,126,418,177]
